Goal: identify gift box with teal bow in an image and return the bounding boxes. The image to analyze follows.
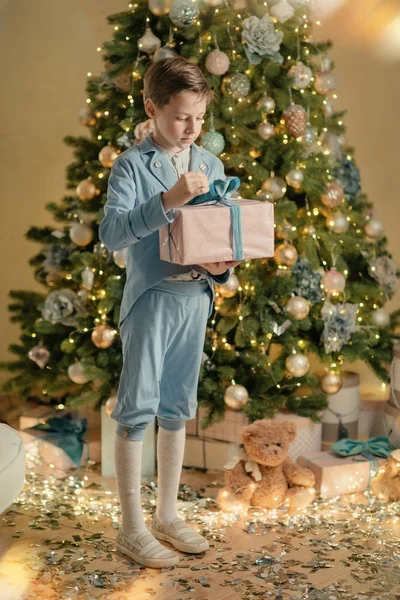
[297,437,392,498]
[159,177,274,265]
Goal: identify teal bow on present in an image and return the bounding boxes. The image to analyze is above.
[167,176,244,261]
[330,435,393,459]
[27,413,88,467]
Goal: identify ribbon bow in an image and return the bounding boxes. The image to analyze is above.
[168,176,244,261]
[28,413,88,466]
[330,435,393,459]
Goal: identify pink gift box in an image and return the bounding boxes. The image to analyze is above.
[159,199,274,265]
[297,450,384,498]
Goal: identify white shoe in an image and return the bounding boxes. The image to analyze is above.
[116,529,179,569]
[151,514,209,554]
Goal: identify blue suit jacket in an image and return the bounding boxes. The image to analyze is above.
[99,133,232,326]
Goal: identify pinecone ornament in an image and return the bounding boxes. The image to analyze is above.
[282,103,307,137]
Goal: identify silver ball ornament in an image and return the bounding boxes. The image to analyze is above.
[288,61,312,89]
[320,371,342,394]
[217,274,240,298]
[200,130,225,155]
[228,73,251,98]
[149,0,174,15]
[285,296,310,320]
[257,96,275,114]
[364,217,384,240]
[371,308,390,328]
[205,49,230,75]
[138,26,161,54]
[169,0,199,27]
[285,168,304,189]
[326,212,349,234]
[285,353,310,377]
[262,176,287,200]
[224,384,249,410]
[28,345,50,369]
[257,122,275,141]
[68,361,90,384]
[70,223,93,247]
[113,248,128,268]
[302,123,318,145]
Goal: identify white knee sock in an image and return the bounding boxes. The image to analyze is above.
[156,425,186,524]
[114,435,147,537]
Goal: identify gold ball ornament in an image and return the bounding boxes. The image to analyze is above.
[282,103,307,138]
[76,178,97,201]
[321,268,346,294]
[99,145,119,168]
[257,96,275,114]
[320,371,342,394]
[70,223,94,247]
[257,121,275,141]
[285,296,310,320]
[149,0,174,15]
[217,273,240,298]
[105,395,118,416]
[326,212,349,234]
[138,26,161,54]
[321,182,344,208]
[224,384,249,410]
[262,176,287,200]
[364,217,384,240]
[113,248,128,268]
[79,107,96,127]
[274,243,298,267]
[371,308,390,328]
[205,49,230,75]
[91,325,116,349]
[285,168,304,189]
[68,361,90,384]
[285,353,310,377]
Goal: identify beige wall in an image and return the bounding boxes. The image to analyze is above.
[1,2,399,391]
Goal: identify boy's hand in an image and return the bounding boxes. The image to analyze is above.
[162,172,210,211]
[198,261,243,275]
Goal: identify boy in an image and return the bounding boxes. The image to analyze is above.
[99,56,242,569]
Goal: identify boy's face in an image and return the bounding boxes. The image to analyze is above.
[145,91,207,153]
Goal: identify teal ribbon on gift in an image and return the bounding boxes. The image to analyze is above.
[330,435,393,491]
[167,176,243,262]
[28,413,88,467]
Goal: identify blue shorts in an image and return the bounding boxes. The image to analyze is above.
[111,279,212,441]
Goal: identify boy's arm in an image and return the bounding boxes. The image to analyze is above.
[193,156,233,284]
[99,157,175,251]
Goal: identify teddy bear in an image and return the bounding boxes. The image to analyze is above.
[371,449,400,502]
[217,419,316,511]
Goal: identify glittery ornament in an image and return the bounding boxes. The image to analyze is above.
[99,145,119,168]
[68,361,90,384]
[76,178,96,201]
[285,353,309,377]
[257,121,275,141]
[217,274,240,298]
[282,103,307,137]
[288,61,312,89]
[326,212,349,234]
[321,182,344,208]
[270,0,295,22]
[315,71,337,94]
[224,384,249,410]
[78,107,96,127]
[320,371,342,394]
[138,26,161,54]
[321,268,346,294]
[149,0,174,16]
[169,0,199,27]
[274,243,298,266]
[28,345,50,369]
[91,325,116,349]
[371,309,390,328]
[70,223,93,247]
[285,296,310,320]
[81,266,94,290]
[257,95,275,113]
[205,49,230,75]
[301,122,318,145]
[105,395,118,416]
[262,176,286,200]
[320,131,342,161]
[285,168,304,189]
[364,217,384,240]
[113,248,128,268]
[228,73,251,98]
[200,130,225,155]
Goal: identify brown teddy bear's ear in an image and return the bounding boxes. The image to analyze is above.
[284,421,297,442]
[240,426,255,445]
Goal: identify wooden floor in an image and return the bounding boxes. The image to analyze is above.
[1,459,400,600]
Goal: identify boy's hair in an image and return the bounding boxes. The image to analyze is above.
[143,56,214,107]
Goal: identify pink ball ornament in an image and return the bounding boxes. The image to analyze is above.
[205,49,230,75]
[322,268,346,294]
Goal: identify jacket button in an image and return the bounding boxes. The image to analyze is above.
[200,163,206,171]
[122,430,128,438]
[154,161,161,168]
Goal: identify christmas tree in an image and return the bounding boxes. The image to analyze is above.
[2,0,399,425]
